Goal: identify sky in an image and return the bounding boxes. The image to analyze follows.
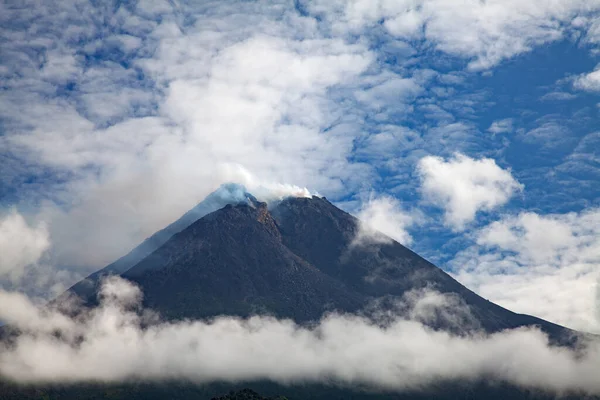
[0,0,600,341]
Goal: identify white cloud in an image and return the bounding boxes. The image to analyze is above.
[420,122,480,154]
[488,118,513,134]
[0,210,50,284]
[555,131,600,180]
[310,0,600,70]
[353,195,416,246]
[384,9,424,38]
[0,2,380,280]
[573,66,600,92]
[574,15,600,45]
[416,153,523,230]
[540,91,578,101]
[419,0,582,70]
[451,209,600,333]
[520,121,573,150]
[1,278,600,394]
[354,75,423,111]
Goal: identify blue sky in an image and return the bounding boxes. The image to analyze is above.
[0,0,599,333]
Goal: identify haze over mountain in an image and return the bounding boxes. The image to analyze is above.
[1,185,598,400]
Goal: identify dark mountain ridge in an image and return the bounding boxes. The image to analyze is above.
[62,189,574,342]
[271,196,574,338]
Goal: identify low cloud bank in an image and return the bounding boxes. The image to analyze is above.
[0,278,599,395]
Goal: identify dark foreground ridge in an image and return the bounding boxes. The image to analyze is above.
[1,187,593,399]
[211,388,287,400]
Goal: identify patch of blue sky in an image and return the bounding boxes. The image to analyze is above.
[336,34,600,266]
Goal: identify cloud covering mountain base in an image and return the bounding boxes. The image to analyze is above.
[0,277,598,395]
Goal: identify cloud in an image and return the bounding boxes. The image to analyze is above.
[519,121,576,152]
[488,118,514,134]
[555,131,600,183]
[539,91,578,101]
[573,66,600,92]
[421,122,481,154]
[353,195,416,246]
[0,2,378,283]
[354,76,424,110]
[574,14,600,45]
[310,0,600,70]
[450,209,600,333]
[0,209,80,297]
[0,210,50,284]
[416,153,523,230]
[1,277,600,395]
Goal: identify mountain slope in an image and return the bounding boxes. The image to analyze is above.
[64,192,576,344]
[271,196,573,339]
[122,199,365,321]
[57,184,255,305]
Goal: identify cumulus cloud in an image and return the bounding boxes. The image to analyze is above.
[0,277,600,395]
[0,210,50,284]
[450,209,600,333]
[353,195,416,246]
[573,66,600,92]
[416,154,523,230]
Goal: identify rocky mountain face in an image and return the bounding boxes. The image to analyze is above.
[121,198,366,321]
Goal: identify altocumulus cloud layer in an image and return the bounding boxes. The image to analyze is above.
[0,277,599,395]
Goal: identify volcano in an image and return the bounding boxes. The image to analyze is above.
[61,186,574,341]
[3,185,589,399]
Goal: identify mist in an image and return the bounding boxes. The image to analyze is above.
[0,277,599,395]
